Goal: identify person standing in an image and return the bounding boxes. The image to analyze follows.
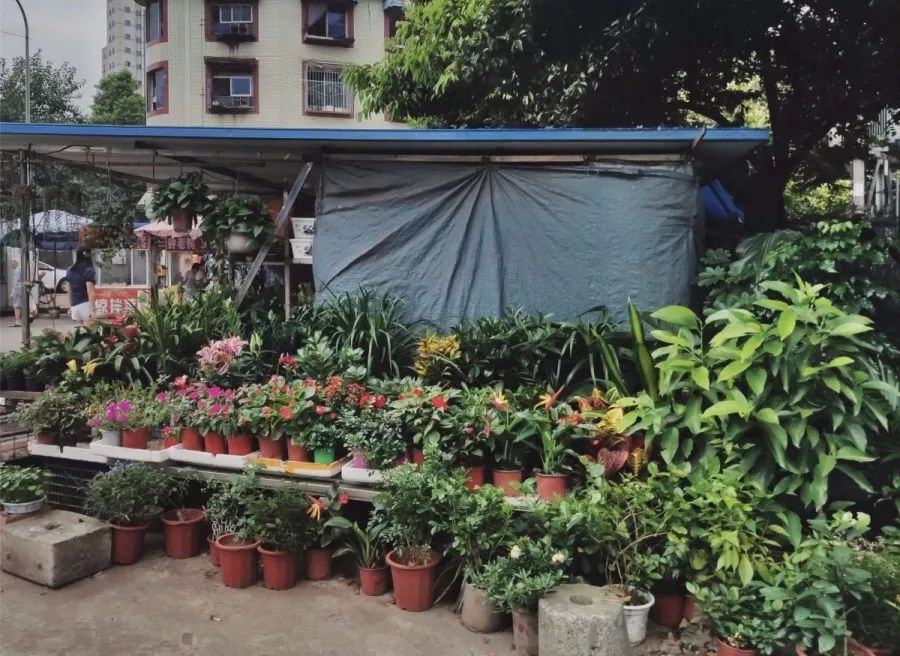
[67,247,96,325]
[9,259,23,326]
[180,262,207,301]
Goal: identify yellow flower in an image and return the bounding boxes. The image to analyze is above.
[81,361,99,376]
[306,503,322,521]
[66,359,78,373]
[489,390,509,411]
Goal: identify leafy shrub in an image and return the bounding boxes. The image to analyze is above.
[13,388,82,437]
[85,463,176,526]
[246,488,311,551]
[203,467,263,539]
[687,581,787,654]
[0,466,47,504]
[847,531,900,650]
[341,407,406,470]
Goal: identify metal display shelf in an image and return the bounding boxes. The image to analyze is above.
[162,463,380,503]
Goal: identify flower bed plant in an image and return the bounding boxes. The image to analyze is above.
[0,466,47,505]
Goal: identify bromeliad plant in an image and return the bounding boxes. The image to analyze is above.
[509,389,587,475]
[619,278,898,510]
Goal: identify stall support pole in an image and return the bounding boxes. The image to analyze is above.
[282,189,292,316]
[235,161,312,308]
[19,149,31,347]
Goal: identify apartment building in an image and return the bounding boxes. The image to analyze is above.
[102,0,147,92]
[140,0,404,127]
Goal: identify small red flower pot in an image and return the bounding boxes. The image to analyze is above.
[535,473,568,501]
[122,427,150,449]
[258,436,285,460]
[35,432,56,445]
[465,465,485,491]
[683,593,700,620]
[258,546,299,590]
[493,469,522,496]
[386,549,441,612]
[204,431,227,455]
[359,566,389,596]
[161,508,205,559]
[304,547,332,581]
[208,535,221,567]
[110,523,149,565]
[286,443,311,462]
[181,427,203,451]
[651,593,686,630]
[216,534,261,589]
[718,638,759,656]
[226,433,254,456]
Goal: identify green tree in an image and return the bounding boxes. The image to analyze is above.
[89,70,145,125]
[344,0,900,229]
[0,51,84,123]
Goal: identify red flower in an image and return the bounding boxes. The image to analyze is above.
[373,395,387,409]
[431,395,448,411]
[338,493,349,506]
[124,324,139,340]
[411,388,423,397]
[278,353,297,369]
[279,406,293,420]
[464,426,474,435]
[328,412,337,421]
[103,334,119,345]
[358,393,373,408]
[397,393,406,400]
[315,405,327,416]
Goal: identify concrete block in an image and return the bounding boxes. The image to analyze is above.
[538,583,629,656]
[2,509,111,587]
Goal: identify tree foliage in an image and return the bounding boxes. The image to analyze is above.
[0,51,84,123]
[89,70,145,125]
[345,0,900,228]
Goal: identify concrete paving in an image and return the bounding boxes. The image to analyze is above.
[1,317,79,353]
[0,532,514,656]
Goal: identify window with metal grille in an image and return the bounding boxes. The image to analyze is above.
[305,64,351,115]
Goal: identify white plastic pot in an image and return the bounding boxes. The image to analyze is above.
[622,589,655,645]
[225,234,257,254]
[100,429,121,446]
[2,496,46,515]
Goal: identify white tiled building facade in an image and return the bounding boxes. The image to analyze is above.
[102,0,147,92]
[141,0,403,127]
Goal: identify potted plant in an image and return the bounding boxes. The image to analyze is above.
[303,421,341,465]
[341,406,406,473]
[0,465,47,515]
[203,469,262,567]
[440,387,495,491]
[87,400,131,446]
[239,378,297,460]
[687,581,788,656]
[325,517,389,596]
[210,469,266,589]
[85,463,176,565]
[149,174,210,232]
[487,389,527,496]
[119,388,161,450]
[471,537,569,656]
[160,475,205,560]
[303,490,349,581]
[386,384,459,465]
[201,194,274,255]
[248,488,311,590]
[847,539,900,656]
[373,461,443,612]
[13,389,80,446]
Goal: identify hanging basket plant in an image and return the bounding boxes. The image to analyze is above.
[201,195,275,255]
[84,195,140,262]
[150,174,212,232]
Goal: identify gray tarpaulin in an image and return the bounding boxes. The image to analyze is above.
[313,158,698,326]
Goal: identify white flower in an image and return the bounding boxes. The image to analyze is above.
[551,552,565,564]
[509,545,522,560]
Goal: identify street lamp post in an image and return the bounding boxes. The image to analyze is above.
[14,0,30,123]
[14,0,31,346]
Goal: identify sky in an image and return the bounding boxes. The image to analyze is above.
[1,0,106,112]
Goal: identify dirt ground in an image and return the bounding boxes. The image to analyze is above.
[0,531,714,656]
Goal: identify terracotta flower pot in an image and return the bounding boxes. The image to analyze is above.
[258,435,285,460]
[208,535,221,566]
[216,534,261,589]
[163,436,179,448]
[535,472,568,501]
[226,433,254,456]
[683,593,700,621]
[181,427,203,451]
[385,549,440,612]
[204,431,227,455]
[121,427,150,449]
[35,432,56,445]
[411,448,425,466]
[651,593,686,630]
[161,508,205,559]
[110,522,149,565]
[359,565,389,596]
[493,469,523,496]
[313,448,335,464]
[512,608,539,656]
[718,638,759,656]
[258,546,299,590]
[305,547,332,581]
[460,582,505,633]
[170,207,194,233]
[465,464,485,491]
[286,443,311,462]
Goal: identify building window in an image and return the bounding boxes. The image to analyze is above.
[125,47,132,53]
[147,63,168,115]
[146,0,167,44]
[218,3,252,23]
[303,1,353,46]
[125,60,132,67]
[125,19,131,26]
[124,5,131,12]
[207,60,257,112]
[125,33,131,40]
[207,1,258,41]
[304,62,352,116]
[384,7,403,39]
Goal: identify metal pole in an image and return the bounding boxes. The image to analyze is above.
[19,150,31,346]
[14,0,30,124]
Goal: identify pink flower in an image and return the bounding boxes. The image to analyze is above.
[279,407,293,420]
[89,417,101,428]
[338,493,349,506]
[174,375,188,388]
[156,392,167,402]
[464,426,474,435]
[208,386,224,398]
[315,405,327,416]
[209,404,223,416]
[374,395,387,409]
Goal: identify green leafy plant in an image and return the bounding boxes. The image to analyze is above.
[509,391,586,475]
[846,532,900,651]
[203,467,264,539]
[85,462,176,526]
[438,386,496,467]
[200,194,273,248]
[687,580,788,654]
[289,332,366,381]
[13,388,81,438]
[149,174,211,220]
[619,278,897,509]
[470,536,569,613]
[325,517,386,569]
[246,488,311,551]
[0,466,47,504]
[341,407,406,470]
